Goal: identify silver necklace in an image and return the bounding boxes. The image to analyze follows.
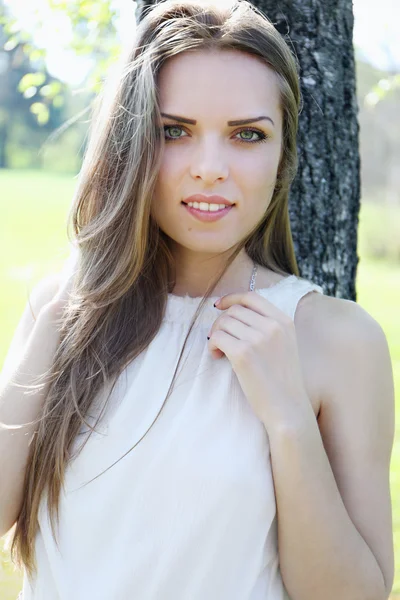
[249,261,258,292]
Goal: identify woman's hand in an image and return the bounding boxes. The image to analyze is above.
[207,291,315,432]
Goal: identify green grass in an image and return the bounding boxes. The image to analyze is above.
[356,258,400,597]
[0,169,76,368]
[0,169,399,598]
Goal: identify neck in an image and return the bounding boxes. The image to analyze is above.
[169,248,256,298]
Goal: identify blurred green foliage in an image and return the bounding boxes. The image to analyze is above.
[0,0,124,124]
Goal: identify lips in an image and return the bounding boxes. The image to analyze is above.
[182,202,234,222]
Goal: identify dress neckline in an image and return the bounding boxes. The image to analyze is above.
[167,273,297,302]
[164,274,298,325]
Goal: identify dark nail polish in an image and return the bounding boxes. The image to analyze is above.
[207,336,210,340]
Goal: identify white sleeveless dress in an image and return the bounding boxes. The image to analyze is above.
[20,274,323,600]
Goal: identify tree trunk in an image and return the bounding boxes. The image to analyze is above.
[259,0,360,300]
[137,0,360,300]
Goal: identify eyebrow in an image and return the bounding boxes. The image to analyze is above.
[160,113,275,127]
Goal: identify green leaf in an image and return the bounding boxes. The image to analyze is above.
[23,86,38,99]
[8,21,21,34]
[4,37,18,51]
[18,72,46,93]
[365,74,400,108]
[53,95,65,108]
[30,102,50,125]
[39,81,62,98]
[30,48,46,62]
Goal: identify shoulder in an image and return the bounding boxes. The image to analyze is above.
[302,289,386,346]
[0,272,62,384]
[29,272,63,317]
[15,271,62,332]
[296,288,390,400]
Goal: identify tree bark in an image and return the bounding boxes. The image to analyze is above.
[137,0,360,300]
[260,0,360,300]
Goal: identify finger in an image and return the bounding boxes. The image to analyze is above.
[207,329,244,364]
[212,303,271,333]
[215,291,292,326]
[209,315,252,345]
[208,316,269,362]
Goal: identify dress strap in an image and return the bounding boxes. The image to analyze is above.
[258,276,324,322]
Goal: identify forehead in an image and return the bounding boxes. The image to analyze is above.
[157,48,281,123]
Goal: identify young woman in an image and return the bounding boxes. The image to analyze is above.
[1,1,394,599]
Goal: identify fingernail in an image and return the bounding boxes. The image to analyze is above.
[207,336,210,340]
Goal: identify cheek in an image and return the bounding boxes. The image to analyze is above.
[160,145,185,175]
[236,152,278,193]
[234,153,279,226]
[154,149,186,201]
[152,151,182,221]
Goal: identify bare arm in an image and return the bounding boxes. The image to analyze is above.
[0,272,70,537]
[268,297,394,600]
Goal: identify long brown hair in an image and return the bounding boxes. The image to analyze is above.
[7,0,302,582]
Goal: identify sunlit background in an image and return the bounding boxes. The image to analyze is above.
[0,0,399,597]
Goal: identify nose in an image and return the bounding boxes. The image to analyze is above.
[189,136,229,183]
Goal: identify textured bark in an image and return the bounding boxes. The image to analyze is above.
[137,0,360,300]
[258,0,360,300]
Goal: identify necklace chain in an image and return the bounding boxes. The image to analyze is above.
[249,261,258,292]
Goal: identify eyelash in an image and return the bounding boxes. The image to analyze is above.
[162,124,269,145]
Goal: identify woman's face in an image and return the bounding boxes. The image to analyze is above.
[152,48,283,257]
